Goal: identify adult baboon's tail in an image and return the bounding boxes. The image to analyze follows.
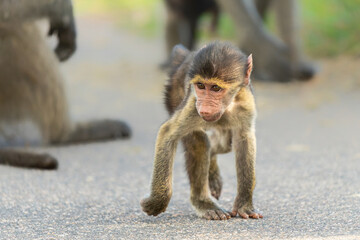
[0,150,58,170]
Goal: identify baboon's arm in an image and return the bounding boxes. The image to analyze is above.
[0,0,76,61]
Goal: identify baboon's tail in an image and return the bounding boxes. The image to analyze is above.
[0,150,58,170]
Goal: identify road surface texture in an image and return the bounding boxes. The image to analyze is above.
[0,16,359,239]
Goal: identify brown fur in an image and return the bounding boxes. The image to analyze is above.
[0,1,131,170]
[141,42,262,220]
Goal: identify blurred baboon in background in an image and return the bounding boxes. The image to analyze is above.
[0,0,131,169]
[164,0,219,56]
[164,0,316,82]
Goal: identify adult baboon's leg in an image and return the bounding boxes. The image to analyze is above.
[178,18,198,51]
[163,12,197,69]
[273,0,316,80]
[165,10,182,58]
[217,0,292,82]
[254,0,273,19]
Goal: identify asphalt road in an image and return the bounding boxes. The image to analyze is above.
[0,16,359,239]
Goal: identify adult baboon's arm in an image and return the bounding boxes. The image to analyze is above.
[0,0,76,61]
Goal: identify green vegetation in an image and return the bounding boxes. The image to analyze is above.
[302,0,360,56]
[75,0,360,57]
[74,0,160,36]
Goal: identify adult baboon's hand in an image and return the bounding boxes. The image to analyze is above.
[48,0,77,61]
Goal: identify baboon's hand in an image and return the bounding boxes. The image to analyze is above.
[47,0,76,62]
[140,196,170,216]
[49,18,76,62]
[231,201,263,219]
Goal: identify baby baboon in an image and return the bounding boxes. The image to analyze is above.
[141,42,263,220]
[0,0,130,169]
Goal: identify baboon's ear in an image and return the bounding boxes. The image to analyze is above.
[170,44,190,67]
[244,54,253,86]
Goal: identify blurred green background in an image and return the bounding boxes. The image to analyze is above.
[74,0,360,57]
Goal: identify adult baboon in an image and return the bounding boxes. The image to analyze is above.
[0,0,130,169]
[164,0,316,82]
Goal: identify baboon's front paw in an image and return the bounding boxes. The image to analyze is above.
[49,22,76,62]
[209,174,222,200]
[231,205,263,219]
[192,198,231,220]
[140,196,169,216]
[199,208,231,220]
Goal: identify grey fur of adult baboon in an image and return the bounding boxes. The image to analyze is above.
[0,0,131,170]
[163,0,316,82]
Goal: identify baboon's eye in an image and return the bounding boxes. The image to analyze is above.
[211,85,222,92]
[196,82,205,89]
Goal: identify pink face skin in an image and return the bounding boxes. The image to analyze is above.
[194,54,253,122]
[194,82,228,122]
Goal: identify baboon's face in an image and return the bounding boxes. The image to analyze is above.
[188,43,253,122]
[192,78,234,122]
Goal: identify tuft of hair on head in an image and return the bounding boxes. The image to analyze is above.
[189,41,248,85]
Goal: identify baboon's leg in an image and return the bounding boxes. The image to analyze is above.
[178,18,198,51]
[165,10,182,58]
[254,0,273,19]
[208,156,222,200]
[208,130,232,200]
[217,0,292,82]
[182,19,195,51]
[183,131,231,220]
[0,150,57,170]
[56,120,131,145]
[140,120,180,216]
[273,0,316,80]
[273,0,299,58]
[209,4,220,32]
[231,129,262,219]
[163,13,197,69]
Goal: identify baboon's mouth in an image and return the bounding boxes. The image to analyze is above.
[201,114,221,122]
